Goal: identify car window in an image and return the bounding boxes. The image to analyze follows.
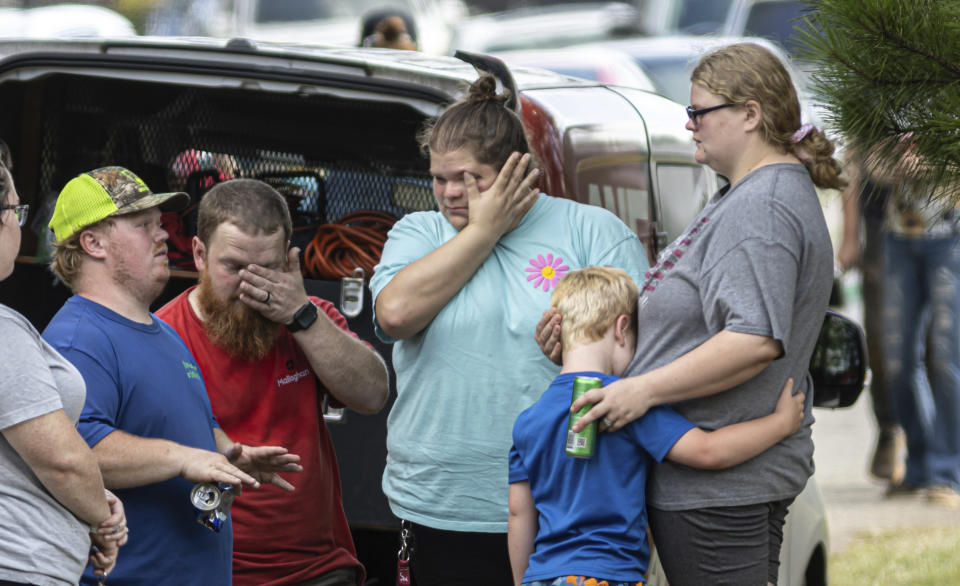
[256,0,331,22]
[255,0,415,23]
[741,1,809,57]
[656,164,713,242]
[675,0,733,34]
[632,56,693,104]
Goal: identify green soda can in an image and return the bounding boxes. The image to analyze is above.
[566,376,603,458]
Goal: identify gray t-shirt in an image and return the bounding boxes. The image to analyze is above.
[631,163,833,510]
[0,304,90,585]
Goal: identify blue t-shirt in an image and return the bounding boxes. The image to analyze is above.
[508,372,694,583]
[370,194,649,532]
[43,295,232,586]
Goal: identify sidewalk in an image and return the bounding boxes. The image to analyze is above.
[812,383,960,555]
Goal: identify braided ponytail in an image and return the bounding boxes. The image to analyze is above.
[790,127,846,190]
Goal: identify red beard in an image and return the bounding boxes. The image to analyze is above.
[195,270,282,361]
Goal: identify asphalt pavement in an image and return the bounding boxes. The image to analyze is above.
[812,281,960,555]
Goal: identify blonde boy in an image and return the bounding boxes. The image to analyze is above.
[507,266,803,586]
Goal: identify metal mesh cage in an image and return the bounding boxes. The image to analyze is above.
[34,73,436,230]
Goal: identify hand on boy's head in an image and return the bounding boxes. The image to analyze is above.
[535,308,562,365]
[773,377,805,435]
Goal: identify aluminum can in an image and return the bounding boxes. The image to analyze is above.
[190,482,235,533]
[566,376,602,458]
[190,482,223,511]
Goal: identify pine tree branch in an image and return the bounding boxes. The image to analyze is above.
[823,47,948,86]
[800,0,960,203]
[868,6,960,77]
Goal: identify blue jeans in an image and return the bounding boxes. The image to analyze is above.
[883,234,960,489]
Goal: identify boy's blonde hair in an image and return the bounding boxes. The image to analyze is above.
[550,266,639,349]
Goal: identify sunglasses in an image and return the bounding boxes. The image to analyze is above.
[1,203,28,227]
[685,103,737,125]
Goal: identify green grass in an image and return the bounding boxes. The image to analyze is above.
[829,525,960,585]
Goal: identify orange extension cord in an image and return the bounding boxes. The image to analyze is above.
[303,210,398,280]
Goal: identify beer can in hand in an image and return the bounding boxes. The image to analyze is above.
[566,376,602,458]
[190,482,235,533]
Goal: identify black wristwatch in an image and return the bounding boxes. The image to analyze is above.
[286,301,318,332]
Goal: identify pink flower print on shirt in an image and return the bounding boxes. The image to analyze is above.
[526,253,569,291]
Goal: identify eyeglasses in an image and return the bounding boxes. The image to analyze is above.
[686,103,737,125]
[1,204,28,227]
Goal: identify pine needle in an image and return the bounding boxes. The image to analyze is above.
[799,0,960,202]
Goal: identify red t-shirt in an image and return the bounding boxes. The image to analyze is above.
[157,288,362,586]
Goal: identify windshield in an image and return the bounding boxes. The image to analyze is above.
[255,0,416,23]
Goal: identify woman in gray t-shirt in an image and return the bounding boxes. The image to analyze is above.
[0,162,127,584]
[538,43,845,585]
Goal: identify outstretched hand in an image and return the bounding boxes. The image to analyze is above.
[179,446,262,488]
[464,152,540,237]
[224,443,303,492]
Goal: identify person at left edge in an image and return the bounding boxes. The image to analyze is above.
[157,178,389,585]
[0,158,127,585]
[42,166,303,586]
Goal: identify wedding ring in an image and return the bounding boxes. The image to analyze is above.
[602,417,614,428]
[264,291,271,304]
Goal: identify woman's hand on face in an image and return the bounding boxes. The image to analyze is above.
[570,377,651,433]
[535,308,562,366]
[464,152,540,237]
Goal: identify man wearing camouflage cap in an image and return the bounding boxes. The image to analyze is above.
[42,166,302,585]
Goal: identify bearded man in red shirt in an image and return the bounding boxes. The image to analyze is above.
[158,178,389,586]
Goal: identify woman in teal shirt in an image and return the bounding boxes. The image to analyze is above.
[370,74,649,585]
